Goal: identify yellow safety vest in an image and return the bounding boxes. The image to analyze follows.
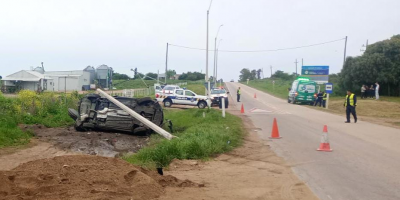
[237,89,241,95]
[323,93,327,100]
[344,94,356,106]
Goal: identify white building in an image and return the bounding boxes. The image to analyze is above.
[2,67,93,92]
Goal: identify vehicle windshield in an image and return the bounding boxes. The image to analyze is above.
[298,84,315,93]
[211,89,226,94]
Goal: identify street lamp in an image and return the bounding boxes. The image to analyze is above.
[213,24,223,85]
[205,0,213,97]
[215,39,222,86]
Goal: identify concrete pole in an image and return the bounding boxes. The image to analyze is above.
[97,89,175,140]
[221,97,225,118]
[326,93,329,109]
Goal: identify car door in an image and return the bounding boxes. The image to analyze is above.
[184,90,197,105]
[174,90,185,104]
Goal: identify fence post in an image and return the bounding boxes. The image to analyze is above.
[221,97,226,118]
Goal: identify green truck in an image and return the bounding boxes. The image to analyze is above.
[288,78,317,104]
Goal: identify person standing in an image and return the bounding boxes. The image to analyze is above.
[237,87,241,102]
[361,85,366,99]
[322,91,327,108]
[370,85,375,98]
[314,91,323,107]
[375,82,380,100]
[344,90,357,123]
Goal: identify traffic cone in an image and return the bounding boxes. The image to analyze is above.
[269,118,282,139]
[240,103,245,113]
[254,93,257,98]
[317,125,332,152]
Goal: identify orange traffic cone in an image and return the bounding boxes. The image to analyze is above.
[317,125,332,152]
[240,103,245,113]
[254,93,257,98]
[269,118,282,139]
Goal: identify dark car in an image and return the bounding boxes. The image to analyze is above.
[68,94,164,133]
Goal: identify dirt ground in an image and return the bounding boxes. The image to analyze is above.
[309,98,400,129]
[0,155,199,200]
[0,112,317,200]
[21,124,149,157]
[158,112,318,200]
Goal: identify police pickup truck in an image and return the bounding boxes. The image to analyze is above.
[156,88,209,109]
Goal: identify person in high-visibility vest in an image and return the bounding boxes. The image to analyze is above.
[322,91,327,108]
[344,90,357,123]
[237,87,241,102]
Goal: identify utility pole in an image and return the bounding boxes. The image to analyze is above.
[295,59,298,76]
[270,65,273,78]
[213,25,223,85]
[302,58,303,67]
[343,36,348,67]
[205,0,213,97]
[165,43,169,84]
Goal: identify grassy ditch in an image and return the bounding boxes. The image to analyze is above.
[0,90,79,148]
[124,108,243,168]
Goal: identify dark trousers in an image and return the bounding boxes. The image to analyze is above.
[314,98,322,107]
[346,106,357,122]
[237,94,240,102]
[361,92,365,99]
[322,100,326,108]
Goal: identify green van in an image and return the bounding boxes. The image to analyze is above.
[288,79,317,104]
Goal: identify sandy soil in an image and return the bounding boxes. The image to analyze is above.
[0,155,198,200]
[158,114,318,200]
[0,111,317,199]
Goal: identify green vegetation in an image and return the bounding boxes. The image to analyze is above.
[0,90,79,148]
[247,79,292,99]
[340,35,400,96]
[123,108,243,168]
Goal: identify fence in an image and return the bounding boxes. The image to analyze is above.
[119,88,155,98]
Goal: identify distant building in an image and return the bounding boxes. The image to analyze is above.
[1,65,107,93]
[96,65,113,89]
[170,74,181,80]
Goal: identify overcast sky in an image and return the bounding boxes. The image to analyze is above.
[1,0,399,81]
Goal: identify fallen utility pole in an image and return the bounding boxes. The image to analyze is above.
[97,89,175,140]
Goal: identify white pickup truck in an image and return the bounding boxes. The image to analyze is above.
[155,88,209,109]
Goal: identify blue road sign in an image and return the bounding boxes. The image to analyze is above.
[325,83,333,94]
[301,66,329,83]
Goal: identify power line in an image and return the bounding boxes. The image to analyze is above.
[168,37,345,53]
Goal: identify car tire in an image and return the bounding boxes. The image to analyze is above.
[291,99,296,104]
[198,101,207,109]
[225,98,229,108]
[288,98,291,103]
[164,99,172,107]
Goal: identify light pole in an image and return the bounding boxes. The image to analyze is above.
[215,39,222,86]
[213,24,223,85]
[205,0,213,98]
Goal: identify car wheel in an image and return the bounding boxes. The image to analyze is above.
[288,98,291,103]
[164,99,172,107]
[198,101,207,109]
[291,99,296,104]
[225,98,229,108]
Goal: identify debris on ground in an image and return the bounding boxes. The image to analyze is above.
[0,155,199,200]
[20,124,149,158]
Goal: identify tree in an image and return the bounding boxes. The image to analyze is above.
[178,71,205,81]
[144,73,158,80]
[271,70,294,81]
[339,35,400,96]
[112,73,130,80]
[239,68,252,82]
[166,70,176,79]
[257,69,262,79]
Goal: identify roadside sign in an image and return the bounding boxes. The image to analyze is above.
[325,83,333,94]
[301,66,329,83]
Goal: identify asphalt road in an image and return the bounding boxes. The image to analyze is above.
[225,82,400,200]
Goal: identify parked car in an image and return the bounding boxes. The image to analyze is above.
[210,88,229,108]
[156,88,209,109]
[230,79,234,82]
[162,85,180,94]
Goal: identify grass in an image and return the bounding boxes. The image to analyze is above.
[245,79,292,99]
[123,108,243,168]
[0,90,79,148]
